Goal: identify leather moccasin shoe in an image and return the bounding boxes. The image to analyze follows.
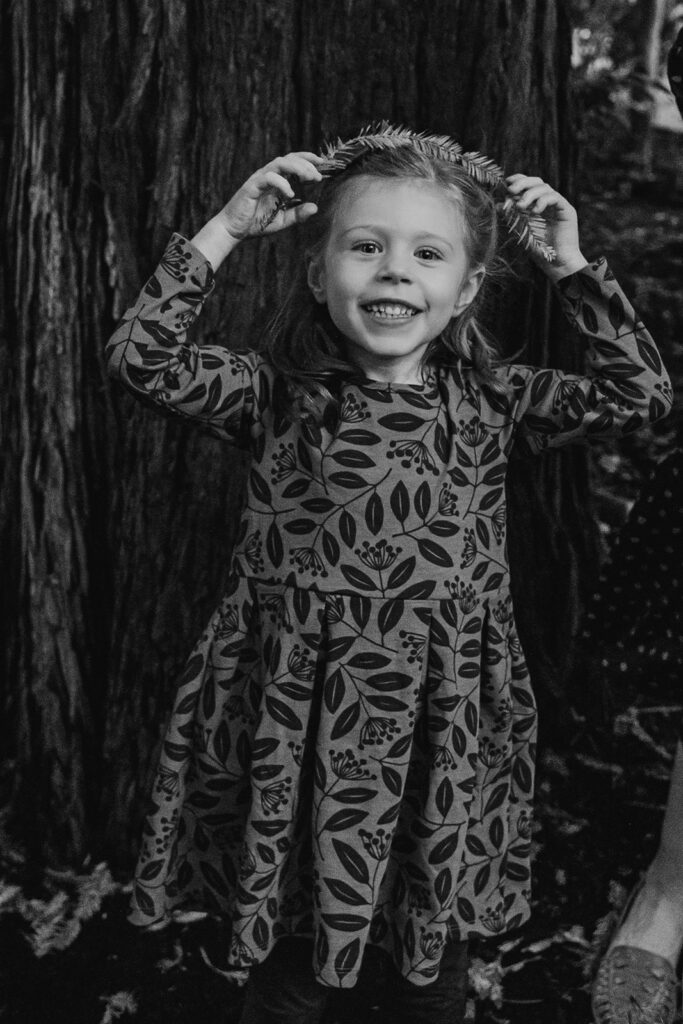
[591,945,678,1024]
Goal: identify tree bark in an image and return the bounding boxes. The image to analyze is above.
[1,0,588,868]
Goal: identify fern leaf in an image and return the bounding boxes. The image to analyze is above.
[500,198,557,262]
[459,151,505,187]
[319,123,556,262]
[319,124,505,189]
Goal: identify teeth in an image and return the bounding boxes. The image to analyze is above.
[365,303,418,318]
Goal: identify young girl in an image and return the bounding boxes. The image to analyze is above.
[106,127,672,1024]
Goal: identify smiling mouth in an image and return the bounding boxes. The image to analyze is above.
[361,301,421,320]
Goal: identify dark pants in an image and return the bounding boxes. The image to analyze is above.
[239,936,470,1024]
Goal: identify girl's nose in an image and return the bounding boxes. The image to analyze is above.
[377,250,412,283]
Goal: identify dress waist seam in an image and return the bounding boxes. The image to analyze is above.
[229,566,511,603]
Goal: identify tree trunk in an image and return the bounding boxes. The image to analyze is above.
[1,0,589,869]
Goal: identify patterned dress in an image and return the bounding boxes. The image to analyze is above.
[106,235,671,987]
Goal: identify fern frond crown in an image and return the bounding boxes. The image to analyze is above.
[318,122,556,262]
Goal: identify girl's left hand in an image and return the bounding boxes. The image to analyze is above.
[506,174,588,280]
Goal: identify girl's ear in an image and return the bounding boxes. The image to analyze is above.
[453,267,486,316]
[307,257,327,304]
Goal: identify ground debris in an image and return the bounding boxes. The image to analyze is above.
[98,991,138,1023]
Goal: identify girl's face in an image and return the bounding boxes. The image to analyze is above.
[308,176,484,384]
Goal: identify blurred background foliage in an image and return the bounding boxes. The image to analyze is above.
[571,0,683,161]
[566,0,683,546]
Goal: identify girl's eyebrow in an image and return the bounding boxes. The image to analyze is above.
[341,224,455,250]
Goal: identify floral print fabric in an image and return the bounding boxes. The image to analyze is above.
[106,235,671,987]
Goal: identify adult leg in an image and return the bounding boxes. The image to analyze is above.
[611,740,683,964]
[592,741,683,1024]
[239,938,330,1024]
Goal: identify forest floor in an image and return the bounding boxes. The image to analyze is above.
[2,157,683,1024]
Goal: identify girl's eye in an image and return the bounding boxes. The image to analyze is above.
[352,241,380,254]
[416,247,442,261]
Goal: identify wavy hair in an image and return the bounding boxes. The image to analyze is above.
[263,145,508,421]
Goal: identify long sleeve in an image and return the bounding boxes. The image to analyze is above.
[105,233,263,446]
[506,258,672,455]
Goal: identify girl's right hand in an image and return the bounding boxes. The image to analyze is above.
[218,152,324,242]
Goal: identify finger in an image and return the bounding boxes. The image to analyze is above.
[271,150,325,162]
[528,192,573,216]
[264,154,324,182]
[257,170,297,199]
[279,201,319,228]
[292,200,319,221]
[513,184,558,209]
[289,151,326,163]
[514,183,553,202]
[261,202,318,234]
[505,174,546,194]
[286,156,325,181]
[239,169,294,204]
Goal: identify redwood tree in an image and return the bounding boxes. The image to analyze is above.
[0,0,593,868]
